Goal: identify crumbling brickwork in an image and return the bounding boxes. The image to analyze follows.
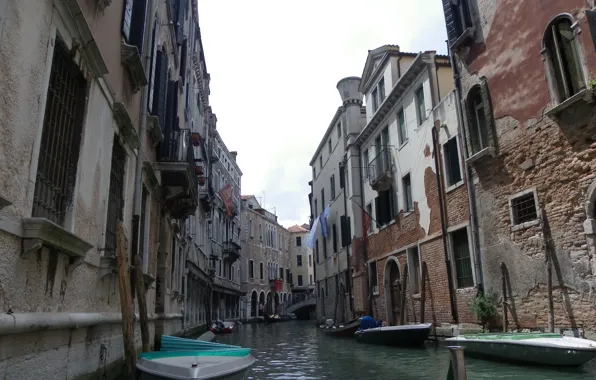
[450,0,596,335]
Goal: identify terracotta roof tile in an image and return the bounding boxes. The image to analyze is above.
[288,225,309,233]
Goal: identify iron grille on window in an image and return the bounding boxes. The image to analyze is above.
[32,36,87,226]
[511,192,538,225]
[452,229,473,288]
[104,139,127,254]
[370,147,391,184]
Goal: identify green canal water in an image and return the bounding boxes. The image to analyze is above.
[213,321,596,380]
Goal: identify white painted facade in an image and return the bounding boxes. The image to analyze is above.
[288,226,315,292]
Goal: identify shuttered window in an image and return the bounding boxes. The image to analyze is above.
[151,51,169,130]
[180,38,188,84]
[443,0,473,47]
[122,0,148,54]
[148,21,159,112]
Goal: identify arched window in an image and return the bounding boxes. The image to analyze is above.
[543,15,585,103]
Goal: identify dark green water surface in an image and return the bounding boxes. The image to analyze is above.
[212,321,596,380]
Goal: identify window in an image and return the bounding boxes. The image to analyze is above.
[443,137,462,186]
[296,236,302,246]
[315,239,320,263]
[313,166,316,178]
[249,260,254,279]
[310,274,313,284]
[366,203,373,232]
[374,186,395,226]
[259,224,262,241]
[314,199,318,217]
[32,36,87,227]
[397,108,407,145]
[259,262,264,279]
[332,224,337,253]
[337,122,342,138]
[121,0,147,52]
[408,246,421,294]
[415,86,426,125]
[297,255,303,267]
[402,174,413,212]
[510,190,539,226]
[328,139,332,154]
[286,268,291,283]
[105,138,127,254]
[280,267,284,279]
[544,17,585,102]
[249,219,253,237]
[330,175,336,199]
[378,77,385,103]
[467,85,491,155]
[363,149,370,180]
[368,261,378,294]
[298,275,304,286]
[319,155,323,170]
[451,228,474,288]
[372,87,379,112]
[444,0,473,47]
[308,255,312,267]
[321,188,325,213]
[139,186,149,267]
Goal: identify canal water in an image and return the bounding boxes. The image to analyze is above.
[214,321,596,380]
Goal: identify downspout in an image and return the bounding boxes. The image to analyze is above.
[357,145,373,316]
[432,126,459,324]
[446,41,484,290]
[340,158,354,315]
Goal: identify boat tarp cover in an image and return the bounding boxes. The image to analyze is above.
[459,332,562,341]
[139,348,251,360]
[359,316,381,330]
[160,335,240,352]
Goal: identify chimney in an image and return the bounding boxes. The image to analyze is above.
[230,151,237,161]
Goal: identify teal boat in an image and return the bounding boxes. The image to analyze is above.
[446,332,596,367]
[137,336,256,379]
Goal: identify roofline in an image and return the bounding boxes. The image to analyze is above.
[213,130,243,175]
[359,49,418,94]
[309,106,344,166]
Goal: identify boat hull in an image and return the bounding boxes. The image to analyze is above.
[139,366,251,380]
[447,336,596,367]
[355,323,432,347]
[321,319,360,338]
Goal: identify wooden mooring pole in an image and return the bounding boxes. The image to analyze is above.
[116,221,137,378]
[133,254,150,352]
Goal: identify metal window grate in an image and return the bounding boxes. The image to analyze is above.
[452,229,473,289]
[511,192,537,225]
[32,36,87,226]
[104,139,127,254]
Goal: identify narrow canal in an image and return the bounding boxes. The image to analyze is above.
[212,321,596,380]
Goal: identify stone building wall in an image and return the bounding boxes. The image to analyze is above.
[449,0,596,335]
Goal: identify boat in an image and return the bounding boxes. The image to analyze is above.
[137,349,256,380]
[355,323,432,346]
[264,314,281,323]
[446,332,596,367]
[160,335,240,352]
[320,318,360,338]
[210,321,236,334]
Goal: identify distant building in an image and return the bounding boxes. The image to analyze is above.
[288,225,315,297]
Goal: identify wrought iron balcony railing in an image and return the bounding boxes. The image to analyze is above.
[369,147,392,189]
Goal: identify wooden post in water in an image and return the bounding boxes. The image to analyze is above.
[116,221,137,378]
[500,262,508,332]
[133,254,150,352]
[447,346,467,380]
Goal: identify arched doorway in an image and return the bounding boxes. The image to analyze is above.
[266,292,273,314]
[384,257,401,326]
[259,291,265,316]
[274,293,280,314]
[251,290,258,318]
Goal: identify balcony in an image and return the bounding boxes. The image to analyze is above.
[222,240,241,263]
[369,148,393,192]
[212,276,241,292]
[156,129,198,219]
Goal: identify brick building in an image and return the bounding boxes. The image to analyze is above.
[347,46,476,325]
[443,0,596,334]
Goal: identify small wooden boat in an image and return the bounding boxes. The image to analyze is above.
[446,332,596,367]
[355,323,432,346]
[210,321,236,334]
[137,349,256,380]
[264,314,281,323]
[320,319,360,338]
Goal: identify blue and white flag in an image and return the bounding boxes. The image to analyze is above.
[320,205,331,238]
[306,216,319,249]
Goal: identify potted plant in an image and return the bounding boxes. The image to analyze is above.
[470,290,498,332]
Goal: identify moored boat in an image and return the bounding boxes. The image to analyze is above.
[137,349,256,380]
[210,320,236,334]
[320,319,360,338]
[446,332,596,367]
[160,335,239,352]
[355,323,432,346]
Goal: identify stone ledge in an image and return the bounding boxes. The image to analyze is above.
[113,102,141,150]
[22,218,93,274]
[466,146,496,164]
[451,27,475,50]
[545,89,595,124]
[121,41,148,93]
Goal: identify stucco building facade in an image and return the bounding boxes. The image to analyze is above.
[239,195,292,320]
[443,0,596,335]
[288,224,315,298]
[0,0,234,377]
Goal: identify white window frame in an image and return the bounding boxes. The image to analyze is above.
[508,187,540,232]
[401,172,413,212]
[442,134,464,192]
[415,85,427,126]
[447,223,476,290]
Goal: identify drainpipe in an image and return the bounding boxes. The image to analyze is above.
[357,145,373,316]
[446,41,484,290]
[132,0,156,282]
[340,159,354,314]
[432,126,459,324]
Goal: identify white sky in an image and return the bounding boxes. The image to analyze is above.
[196,0,449,228]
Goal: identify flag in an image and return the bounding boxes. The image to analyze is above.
[219,183,234,216]
[306,216,319,249]
[320,205,331,238]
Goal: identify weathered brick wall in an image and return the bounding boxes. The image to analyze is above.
[454,0,596,333]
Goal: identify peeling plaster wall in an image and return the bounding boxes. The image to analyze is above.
[455,0,596,334]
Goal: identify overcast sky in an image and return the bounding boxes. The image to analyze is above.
[196,0,449,228]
